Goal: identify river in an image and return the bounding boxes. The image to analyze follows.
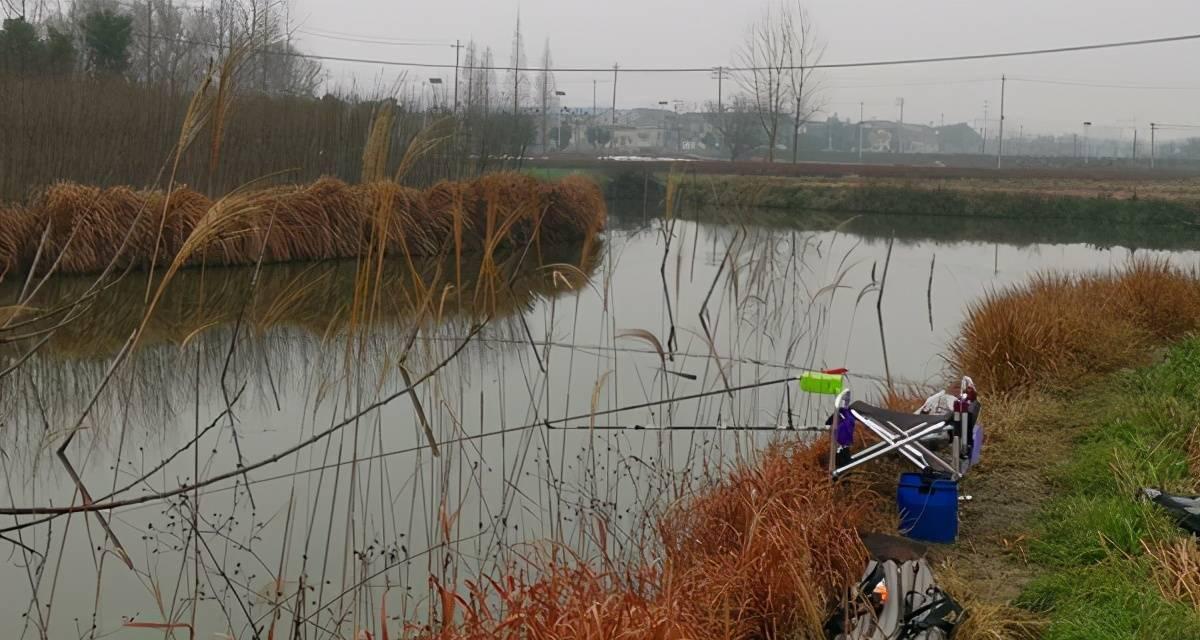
[1,201,1197,638]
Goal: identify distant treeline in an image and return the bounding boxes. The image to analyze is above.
[0,1,566,199]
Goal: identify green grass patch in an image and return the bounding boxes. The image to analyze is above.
[674,174,1200,225]
[1020,337,1200,636]
[1019,560,1200,640]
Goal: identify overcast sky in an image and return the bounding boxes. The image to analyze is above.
[291,0,1200,141]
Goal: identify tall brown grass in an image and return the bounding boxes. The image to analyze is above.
[427,440,877,639]
[1145,538,1200,612]
[950,259,1200,395]
[0,173,606,279]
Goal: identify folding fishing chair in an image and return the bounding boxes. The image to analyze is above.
[828,377,979,480]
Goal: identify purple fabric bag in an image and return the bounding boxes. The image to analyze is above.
[836,407,855,447]
[970,423,984,467]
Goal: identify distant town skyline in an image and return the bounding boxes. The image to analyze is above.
[290,0,1200,141]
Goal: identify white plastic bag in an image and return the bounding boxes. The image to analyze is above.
[918,390,955,415]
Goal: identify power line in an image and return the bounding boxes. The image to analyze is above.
[807,32,1200,72]
[132,30,1200,74]
[295,25,449,43]
[824,77,995,90]
[1010,76,1200,90]
[296,29,454,47]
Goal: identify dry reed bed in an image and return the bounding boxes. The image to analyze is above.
[0,173,605,278]
[428,441,879,639]
[951,258,1200,395]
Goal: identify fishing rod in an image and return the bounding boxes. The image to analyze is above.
[547,423,828,432]
[546,368,848,433]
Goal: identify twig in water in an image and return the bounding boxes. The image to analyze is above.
[876,236,894,392]
[927,253,936,332]
[399,365,439,457]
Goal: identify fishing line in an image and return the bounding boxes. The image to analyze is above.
[50,374,814,518]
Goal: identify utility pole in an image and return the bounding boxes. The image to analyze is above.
[592,80,597,119]
[711,66,727,115]
[996,75,1006,169]
[718,67,724,114]
[895,97,904,153]
[611,64,618,125]
[981,101,989,155]
[858,101,864,163]
[452,40,462,114]
[1133,128,1138,160]
[1151,123,1157,169]
[712,66,729,154]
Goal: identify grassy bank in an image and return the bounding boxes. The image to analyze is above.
[675,174,1200,226]
[668,206,1200,252]
[938,259,1200,639]
[1016,339,1200,638]
[528,165,1200,234]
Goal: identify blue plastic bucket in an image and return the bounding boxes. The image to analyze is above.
[897,472,959,543]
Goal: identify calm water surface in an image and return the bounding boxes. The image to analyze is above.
[1,204,1197,638]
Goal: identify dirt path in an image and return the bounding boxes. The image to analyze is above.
[930,389,1111,603]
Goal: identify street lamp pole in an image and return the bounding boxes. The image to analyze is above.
[1083,121,1092,165]
[554,90,566,152]
[858,101,864,163]
[996,74,1006,169]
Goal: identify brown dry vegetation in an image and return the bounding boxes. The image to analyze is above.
[428,441,879,640]
[950,258,1200,395]
[1145,538,1200,611]
[0,173,606,279]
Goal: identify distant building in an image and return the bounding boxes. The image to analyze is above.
[609,126,668,150]
[605,108,715,153]
[934,123,985,154]
[850,120,984,154]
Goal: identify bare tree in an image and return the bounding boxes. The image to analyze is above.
[505,11,528,114]
[705,95,765,161]
[536,39,556,151]
[788,5,825,162]
[736,1,825,162]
